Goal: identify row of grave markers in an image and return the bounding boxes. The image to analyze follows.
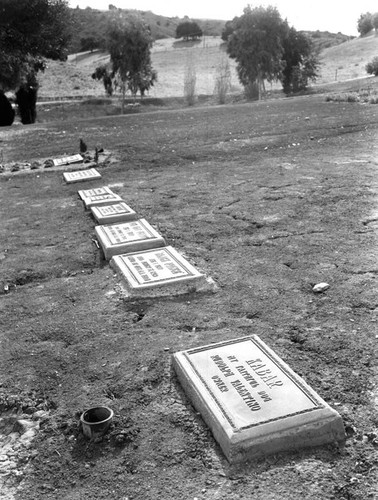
[62,163,345,463]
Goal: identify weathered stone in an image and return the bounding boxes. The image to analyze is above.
[173,335,345,463]
[63,168,101,184]
[110,246,208,297]
[53,154,83,167]
[95,219,166,260]
[90,202,137,224]
[78,186,123,209]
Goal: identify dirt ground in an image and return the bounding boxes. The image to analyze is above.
[0,94,378,499]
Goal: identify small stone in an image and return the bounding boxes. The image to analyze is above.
[312,282,330,293]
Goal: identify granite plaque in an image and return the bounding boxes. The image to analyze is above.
[110,246,204,294]
[173,335,345,463]
[53,154,83,167]
[90,202,137,224]
[95,219,166,260]
[63,168,101,184]
[78,186,123,209]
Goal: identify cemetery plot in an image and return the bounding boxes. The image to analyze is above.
[78,186,123,209]
[63,168,101,184]
[90,202,137,224]
[110,246,206,296]
[53,154,83,167]
[173,335,345,463]
[95,219,166,260]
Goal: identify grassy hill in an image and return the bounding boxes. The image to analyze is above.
[37,32,378,102]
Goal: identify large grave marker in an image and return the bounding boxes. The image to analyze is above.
[173,335,345,463]
[90,202,137,225]
[110,246,207,296]
[53,154,83,167]
[78,186,123,209]
[63,168,101,184]
[95,219,166,260]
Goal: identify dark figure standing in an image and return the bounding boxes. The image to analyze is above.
[16,84,38,124]
[0,91,15,126]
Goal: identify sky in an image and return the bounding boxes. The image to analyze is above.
[68,0,378,36]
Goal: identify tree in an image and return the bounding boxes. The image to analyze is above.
[0,0,71,123]
[357,12,373,36]
[106,13,156,110]
[176,21,203,41]
[92,64,114,96]
[227,6,287,99]
[366,56,378,76]
[221,20,235,42]
[281,27,319,94]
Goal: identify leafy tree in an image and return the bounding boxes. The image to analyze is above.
[227,6,287,99]
[176,21,203,41]
[281,27,319,94]
[106,12,157,109]
[357,12,373,36]
[221,20,235,42]
[0,0,71,123]
[366,56,378,76]
[91,64,114,96]
[80,36,101,52]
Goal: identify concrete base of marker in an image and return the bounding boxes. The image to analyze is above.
[173,335,345,463]
[78,187,123,209]
[110,246,217,297]
[63,168,101,184]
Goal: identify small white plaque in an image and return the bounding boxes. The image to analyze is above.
[173,335,345,463]
[110,246,204,292]
[63,168,101,184]
[95,219,166,260]
[90,202,137,224]
[78,186,123,209]
[53,154,83,167]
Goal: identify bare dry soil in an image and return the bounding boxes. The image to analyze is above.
[0,94,378,499]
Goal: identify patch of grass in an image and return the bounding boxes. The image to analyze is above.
[325,87,378,103]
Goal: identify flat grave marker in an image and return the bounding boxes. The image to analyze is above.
[63,168,101,184]
[78,186,123,209]
[173,335,345,463]
[110,246,209,296]
[95,219,166,260]
[53,154,83,167]
[90,202,137,225]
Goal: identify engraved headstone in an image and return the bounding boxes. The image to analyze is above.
[53,154,83,167]
[95,219,166,260]
[78,186,123,209]
[173,335,345,463]
[63,168,101,184]
[90,202,137,225]
[110,246,206,296]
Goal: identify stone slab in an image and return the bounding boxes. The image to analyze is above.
[110,246,208,296]
[95,219,166,260]
[78,186,123,209]
[53,154,83,167]
[173,335,345,463]
[63,168,101,184]
[90,202,137,225]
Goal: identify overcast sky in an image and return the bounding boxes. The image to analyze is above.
[68,0,377,36]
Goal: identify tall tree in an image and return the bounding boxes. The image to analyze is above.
[227,6,287,99]
[357,12,373,36]
[0,0,71,123]
[281,27,319,94]
[106,12,156,110]
[176,21,203,41]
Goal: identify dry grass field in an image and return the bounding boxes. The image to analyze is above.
[37,33,378,102]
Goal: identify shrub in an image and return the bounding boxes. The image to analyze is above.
[213,57,231,104]
[366,56,378,76]
[184,54,197,106]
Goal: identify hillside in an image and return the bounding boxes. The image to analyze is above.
[37,32,378,101]
[68,6,225,53]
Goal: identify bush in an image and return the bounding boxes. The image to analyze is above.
[184,54,196,106]
[366,56,378,76]
[214,57,231,104]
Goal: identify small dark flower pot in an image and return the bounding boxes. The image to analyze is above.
[80,406,114,439]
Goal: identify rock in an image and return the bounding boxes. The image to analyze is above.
[312,282,330,293]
